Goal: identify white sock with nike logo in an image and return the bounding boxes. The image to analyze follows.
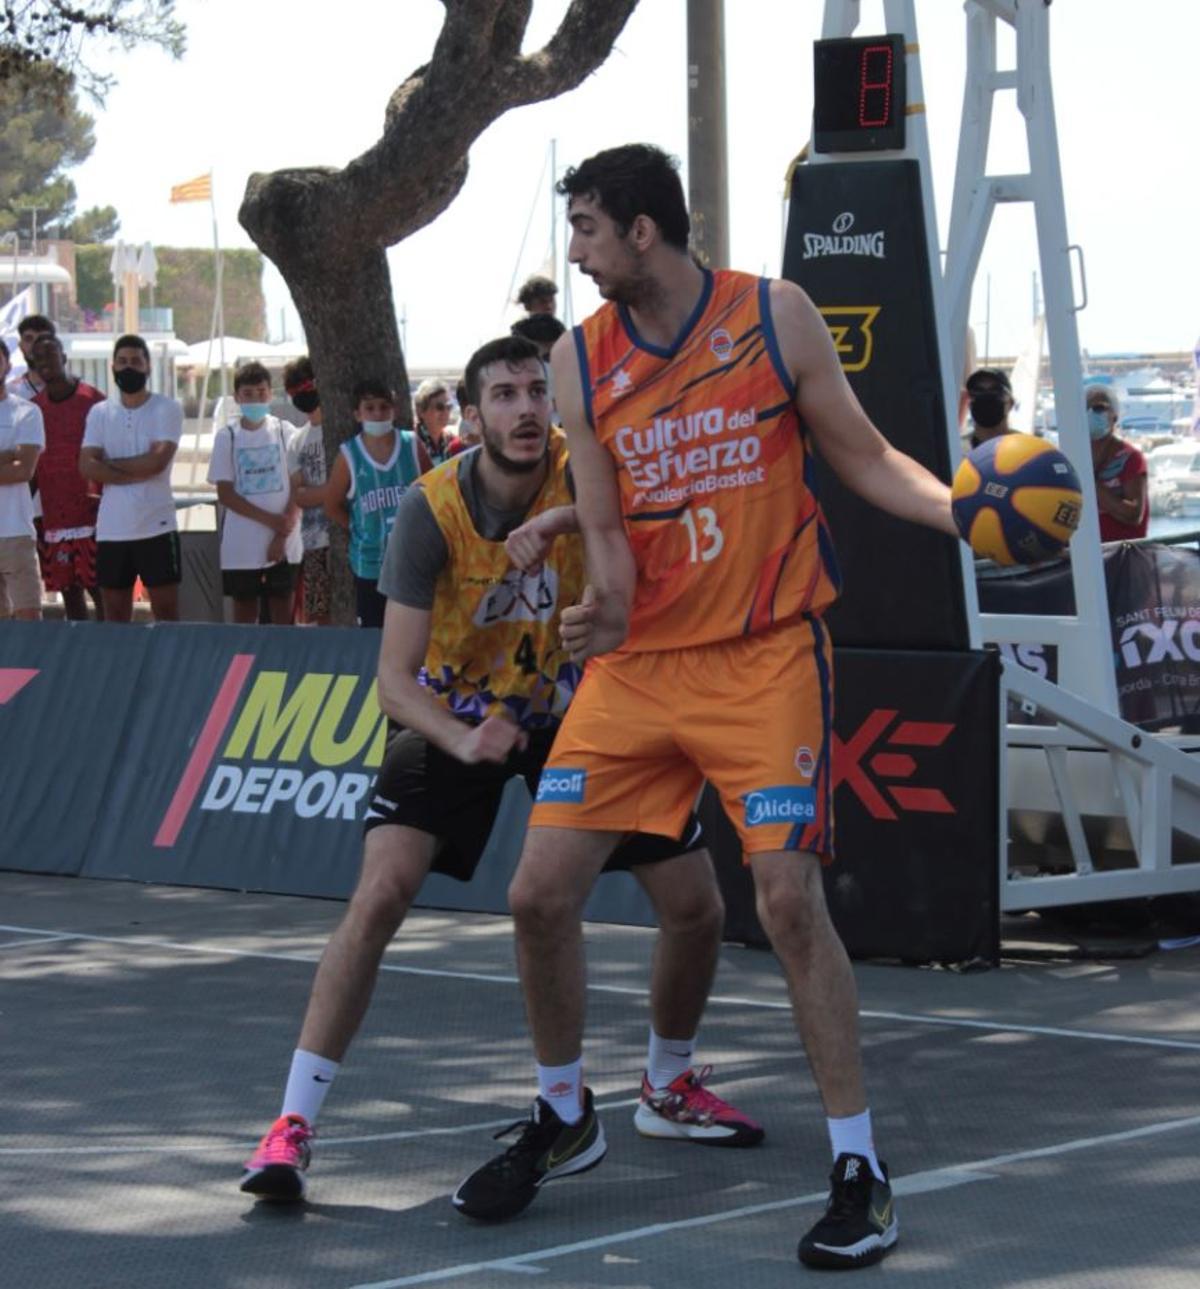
[281,1049,340,1125]
[537,1058,584,1126]
[827,1108,886,1183]
[646,1027,696,1090]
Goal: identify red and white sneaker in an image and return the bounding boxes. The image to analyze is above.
[239,1113,313,1201]
[634,1065,764,1147]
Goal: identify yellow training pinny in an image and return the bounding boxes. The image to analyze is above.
[418,430,584,729]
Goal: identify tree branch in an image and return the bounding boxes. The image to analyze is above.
[341,0,638,246]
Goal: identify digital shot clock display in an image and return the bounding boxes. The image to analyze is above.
[813,33,907,153]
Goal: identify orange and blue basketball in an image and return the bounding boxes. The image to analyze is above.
[951,435,1082,565]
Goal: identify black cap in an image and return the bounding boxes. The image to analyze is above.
[966,367,1012,394]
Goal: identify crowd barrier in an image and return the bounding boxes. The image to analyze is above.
[0,622,1000,964]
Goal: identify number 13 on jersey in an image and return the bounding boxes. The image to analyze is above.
[680,506,725,564]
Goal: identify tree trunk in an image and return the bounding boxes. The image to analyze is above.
[241,169,423,625]
[282,240,407,627]
[238,0,641,624]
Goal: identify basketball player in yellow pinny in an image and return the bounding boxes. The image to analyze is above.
[532,270,840,857]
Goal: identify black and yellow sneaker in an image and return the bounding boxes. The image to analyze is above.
[452,1088,607,1222]
[798,1152,898,1270]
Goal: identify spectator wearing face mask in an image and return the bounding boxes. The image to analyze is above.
[207,361,303,625]
[283,357,332,626]
[324,378,431,628]
[1087,385,1147,541]
[964,368,1016,449]
[79,334,183,623]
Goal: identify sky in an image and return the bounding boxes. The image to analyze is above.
[66,0,1199,372]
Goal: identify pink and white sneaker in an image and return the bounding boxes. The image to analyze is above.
[240,1113,314,1201]
[634,1065,764,1147]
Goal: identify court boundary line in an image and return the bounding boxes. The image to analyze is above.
[2,920,1199,1055]
[345,1113,1200,1288]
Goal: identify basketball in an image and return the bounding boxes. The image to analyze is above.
[951,434,1083,565]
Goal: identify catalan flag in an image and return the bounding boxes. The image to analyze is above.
[170,172,212,204]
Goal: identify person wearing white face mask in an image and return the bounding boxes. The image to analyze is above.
[206,361,303,624]
[1087,384,1148,541]
[324,377,431,627]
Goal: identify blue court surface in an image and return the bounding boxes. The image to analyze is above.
[2,869,1198,1287]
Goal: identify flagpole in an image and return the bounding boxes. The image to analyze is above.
[211,173,226,401]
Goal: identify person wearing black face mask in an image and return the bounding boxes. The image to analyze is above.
[283,356,332,625]
[79,334,184,622]
[964,368,1015,449]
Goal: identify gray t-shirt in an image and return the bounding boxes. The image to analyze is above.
[377,449,535,609]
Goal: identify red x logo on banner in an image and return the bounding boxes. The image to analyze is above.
[832,708,956,820]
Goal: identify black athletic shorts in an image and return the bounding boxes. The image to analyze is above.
[222,560,300,600]
[364,725,704,882]
[96,531,182,590]
[355,575,387,628]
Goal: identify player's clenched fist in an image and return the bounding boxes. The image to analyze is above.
[456,714,528,764]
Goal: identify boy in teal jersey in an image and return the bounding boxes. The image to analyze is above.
[324,378,431,627]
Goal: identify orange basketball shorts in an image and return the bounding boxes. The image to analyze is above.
[531,615,835,859]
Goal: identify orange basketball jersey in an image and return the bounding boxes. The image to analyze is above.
[575,268,840,651]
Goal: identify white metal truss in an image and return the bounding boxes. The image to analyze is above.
[818,0,1200,908]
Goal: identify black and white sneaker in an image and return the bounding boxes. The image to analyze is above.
[452,1088,607,1222]
[798,1152,898,1270]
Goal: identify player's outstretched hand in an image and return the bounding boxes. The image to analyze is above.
[457,714,528,764]
[561,585,626,664]
[505,514,554,574]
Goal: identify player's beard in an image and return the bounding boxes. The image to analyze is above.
[602,258,665,312]
[479,415,547,475]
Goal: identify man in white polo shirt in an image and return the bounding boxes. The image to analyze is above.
[0,341,45,620]
[79,334,184,623]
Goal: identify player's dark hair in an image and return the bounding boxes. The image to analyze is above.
[463,335,541,407]
[18,314,54,337]
[511,313,567,346]
[352,377,392,406]
[455,379,468,408]
[557,144,690,252]
[516,274,557,309]
[113,333,150,360]
[233,360,272,392]
[282,355,315,390]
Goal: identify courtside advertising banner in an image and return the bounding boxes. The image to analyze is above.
[0,624,1000,961]
[0,622,154,874]
[709,648,1001,964]
[81,624,382,894]
[979,542,1200,731]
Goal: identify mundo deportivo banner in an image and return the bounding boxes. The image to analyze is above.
[0,623,1000,962]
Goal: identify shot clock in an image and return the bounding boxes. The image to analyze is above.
[813,34,907,153]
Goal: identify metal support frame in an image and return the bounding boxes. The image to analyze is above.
[1002,660,1200,907]
[818,0,1200,907]
[945,0,1115,711]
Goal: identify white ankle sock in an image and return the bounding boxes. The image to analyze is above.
[646,1027,695,1090]
[281,1049,340,1126]
[827,1109,886,1182]
[536,1058,584,1125]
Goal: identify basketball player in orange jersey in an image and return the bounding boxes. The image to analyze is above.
[454,145,959,1269]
